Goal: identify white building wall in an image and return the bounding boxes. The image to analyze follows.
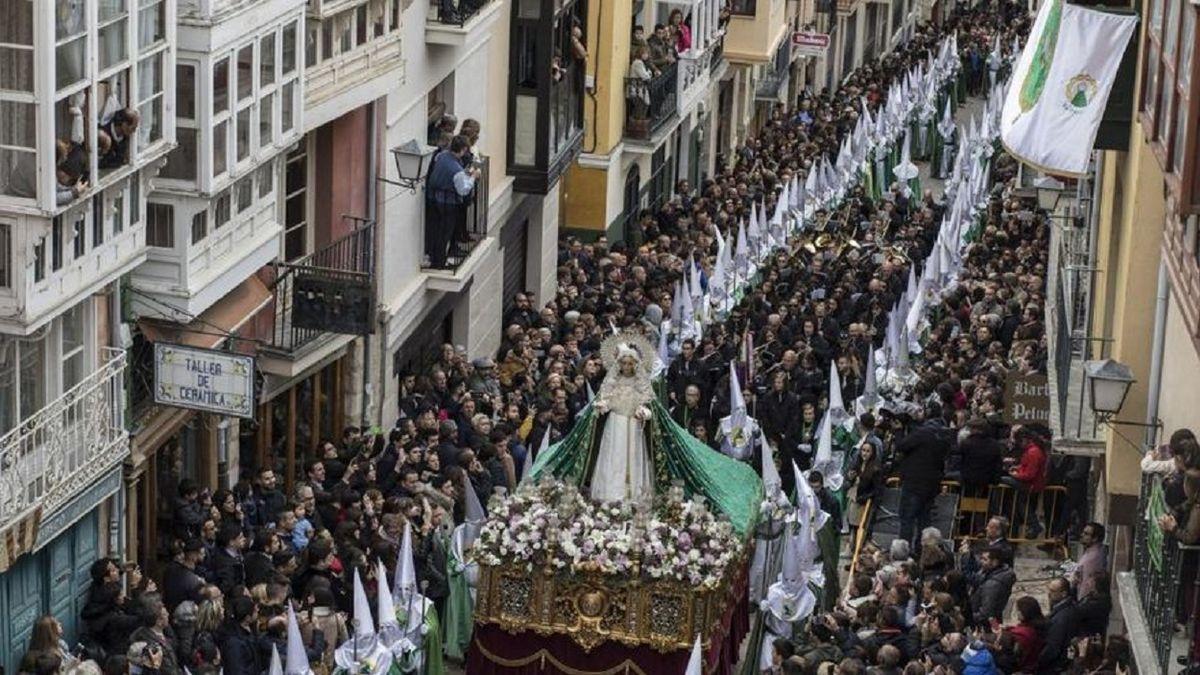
[1157,287,1200,438]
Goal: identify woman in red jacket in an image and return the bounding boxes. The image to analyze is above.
[995,595,1047,673]
[1000,425,1048,538]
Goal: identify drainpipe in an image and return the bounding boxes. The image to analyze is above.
[1144,259,1168,450]
[362,100,379,429]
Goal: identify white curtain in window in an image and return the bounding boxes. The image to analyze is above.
[0,1,34,92]
[101,79,123,125]
[56,0,86,39]
[70,92,86,143]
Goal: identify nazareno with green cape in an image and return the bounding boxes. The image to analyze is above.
[527,332,763,538]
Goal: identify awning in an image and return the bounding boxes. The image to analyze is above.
[138,276,273,350]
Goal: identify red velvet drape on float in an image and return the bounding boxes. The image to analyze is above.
[466,565,750,675]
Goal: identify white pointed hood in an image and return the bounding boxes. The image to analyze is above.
[269,645,284,675]
[685,634,704,675]
[352,568,374,637]
[759,427,784,497]
[461,470,486,547]
[285,604,311,675]
[376,560,397,629]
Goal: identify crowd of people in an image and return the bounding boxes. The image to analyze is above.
[17,3,1182,675]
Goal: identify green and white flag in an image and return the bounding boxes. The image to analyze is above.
[1000,0,1137,176]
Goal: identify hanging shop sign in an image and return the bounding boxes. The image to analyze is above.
[1002,372,1050,425]
[154,343,256,418]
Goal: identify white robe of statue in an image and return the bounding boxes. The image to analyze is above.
[590,337,656,503]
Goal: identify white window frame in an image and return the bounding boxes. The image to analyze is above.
[0,300,96,435]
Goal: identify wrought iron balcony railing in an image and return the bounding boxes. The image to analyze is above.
[431,0,493,26]
[423,155,489,271]
[0,348,129,526]
[1131,471,1200,674]
[266,217,377,355]
[625,62,678,141]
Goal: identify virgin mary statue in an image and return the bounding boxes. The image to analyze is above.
[589,334,657,502]
[528,332,765,537]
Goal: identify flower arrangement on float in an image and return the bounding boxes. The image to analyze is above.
[472,478,743,590]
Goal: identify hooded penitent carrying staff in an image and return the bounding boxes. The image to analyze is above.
[333,569,394,675]
[385,523,443,674]
[443,472,484,661]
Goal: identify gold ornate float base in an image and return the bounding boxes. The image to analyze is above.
[473,562,740,654]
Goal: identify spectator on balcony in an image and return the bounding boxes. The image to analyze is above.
[1141,427,1197,474]
[458,118,481,164]
[1158,438,1200,544]
[627,47,655,119]
[571,23,589,62]
[630,26,655,73]
[425,135,479,268]
[647,24,676,71]
[98,108,140,169]
[428,113,457,148]
[55,138,90,205]
[668,9,692,53]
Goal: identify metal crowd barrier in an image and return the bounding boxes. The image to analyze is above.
[877,477,1073,549]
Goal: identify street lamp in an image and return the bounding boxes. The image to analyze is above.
[1084,357,1162,446]
[1033,175,1066,212]
[381,139,438,192]
[1084,358,1135,417]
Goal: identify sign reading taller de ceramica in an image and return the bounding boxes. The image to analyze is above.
[1003,372,1051,425]
[154,343,256,418]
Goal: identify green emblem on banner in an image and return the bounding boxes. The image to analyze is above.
[1018,0,1065,113]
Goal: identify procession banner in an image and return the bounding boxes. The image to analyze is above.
[1147,479,1167,571]
[1000,0,1137,176]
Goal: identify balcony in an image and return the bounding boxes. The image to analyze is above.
[424,156,490,289]
[1119,472,1200,675]
[0,348,129,530]
[625,63,679,142]
[1044,176,1107,455]
[263,217,376,369]
[425,0,503,47]
[304,29,404,129]
[0,181,149,335]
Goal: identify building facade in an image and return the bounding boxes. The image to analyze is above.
[1043,0,1199,671]
[0,0,579,661]
[0,0,177,667]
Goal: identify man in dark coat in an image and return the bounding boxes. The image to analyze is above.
[209,522,247,596]
[218,596,263,675]
[1037,577,1080,674]
[968,547,1016,627]
[957,418,1005,495]
[895,402,954,549]
[163,538,207,612]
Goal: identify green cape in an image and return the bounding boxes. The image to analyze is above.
[529,399,764,536]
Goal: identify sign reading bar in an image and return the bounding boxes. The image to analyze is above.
[791,31,831,57]
[154,343,255,418]
[1003,372,1050,425]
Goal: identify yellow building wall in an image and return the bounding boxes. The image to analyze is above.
[582,0,634,156]
[725,0,788,63]
[563,165,609,232]
[1098,130,1165,497]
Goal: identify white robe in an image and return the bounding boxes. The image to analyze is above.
[589,372,655,503]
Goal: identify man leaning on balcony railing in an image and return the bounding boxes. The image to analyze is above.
[426,135,479,269]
